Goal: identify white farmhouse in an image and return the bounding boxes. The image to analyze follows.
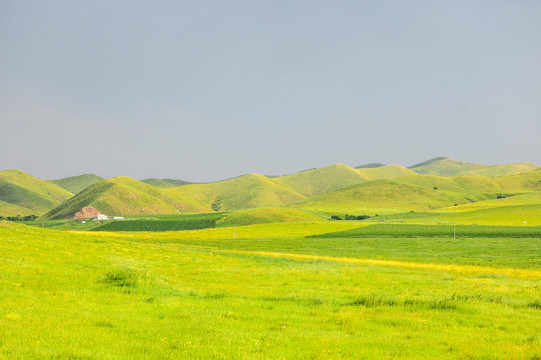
[92,214,109,221]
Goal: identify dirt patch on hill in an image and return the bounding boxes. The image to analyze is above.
[66,206,104,220]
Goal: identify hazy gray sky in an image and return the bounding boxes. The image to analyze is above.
[1,0,540,181]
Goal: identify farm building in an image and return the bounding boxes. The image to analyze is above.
[92,214,109,221]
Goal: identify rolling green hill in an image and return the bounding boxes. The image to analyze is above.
[0,199,35,216]
[0,169,73,215]
[409,157,488,176]
[4,163,541,224]
[49,174,103,194]
[141,178,192,188]
[173,174,307,211]
[298,169,541,215]
[272,164,369,197]
[44,177,209,219]
[355,163,386,169]
[298,179,478,214]
[356,164,416,180]
[457,162,540,177]
[409,157,540,177]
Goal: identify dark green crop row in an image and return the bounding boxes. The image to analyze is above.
[91,213,224,232]
[91,219,216,232]
[310,224,541,238]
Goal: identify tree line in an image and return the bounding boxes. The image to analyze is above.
[330,214,372,221]
[0,215,38,221]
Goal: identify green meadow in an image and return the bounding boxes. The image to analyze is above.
[1,159,541,358]
[1,221,540,359]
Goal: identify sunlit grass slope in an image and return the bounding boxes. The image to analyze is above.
[298,179,478,214]
[49,174,103,194]
[409,157,490,176]
[1,222,540,359]
[430,204,541,226]
[0,169,73,214]
[458,162,540,177]
[272,164,369,197]
[217,207,325,227]
[0,199,34,216]
[272,164,416,198]
[356,164,416,180]
[440,191,541,212]
[409,157,540,177]
[173,173,306,210]
[298,170,541,214]
[44,177,209,219]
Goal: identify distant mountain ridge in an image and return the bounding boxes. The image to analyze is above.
[408,157,540,177]
[141,178,192,188]
[2,157,540,221]
[355,163,386,169]
[50,174,103,194]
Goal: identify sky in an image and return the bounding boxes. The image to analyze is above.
[1,0,540,182]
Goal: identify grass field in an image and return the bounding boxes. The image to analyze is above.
[311,223,541,239]
[1,221,539,359]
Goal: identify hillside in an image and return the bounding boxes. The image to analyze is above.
[173,174,307,211]
[272,164,369,197]
[4,163,541,222]
[298,169,541,214]
[0,199,35,216]
[0,169,73,215]
[141,178,192,188]
[43,177,209,219]
[457,162,540,177]
[409,157,487,176]
[355,163,386,169]
[409,157,540,177]
[49,174,103,194]
[298,179,479,214]
[356,164,416,180]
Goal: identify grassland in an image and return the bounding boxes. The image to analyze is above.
[217,207,325,227]
[311,223,541,239]
[1,221,539,359]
